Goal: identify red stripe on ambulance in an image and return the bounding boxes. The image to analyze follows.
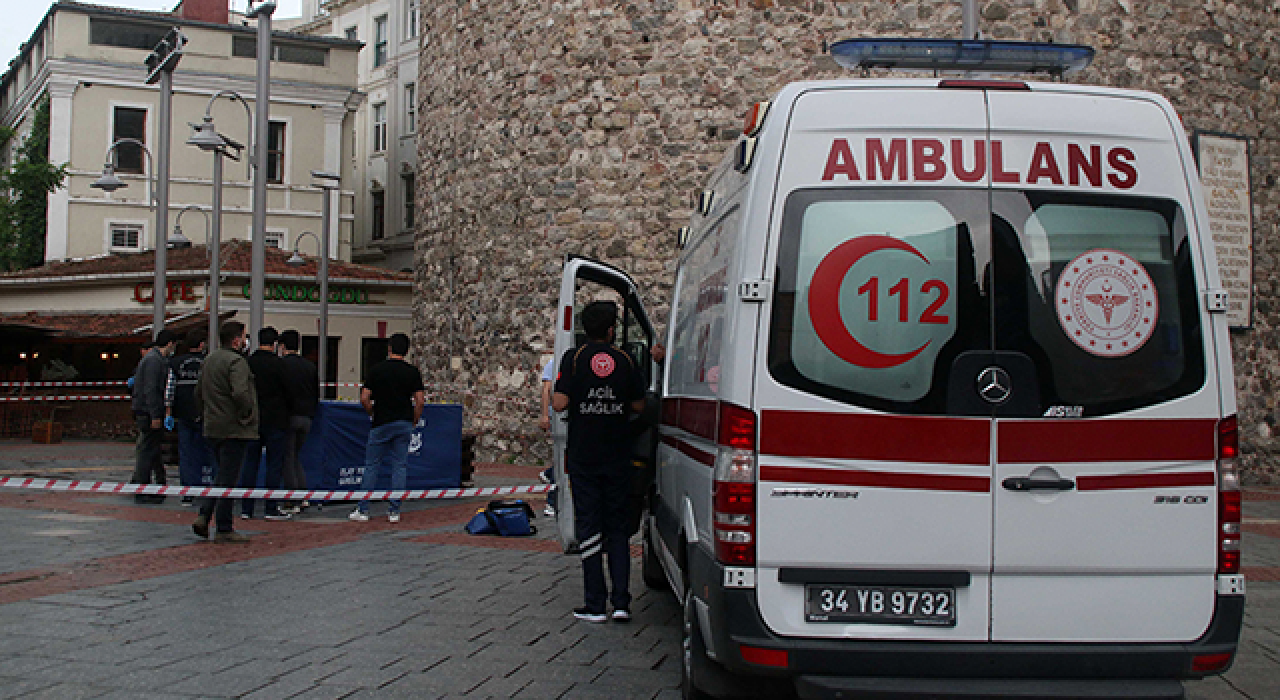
[759,411,989,465]
[821,138,1137,189]
[998,419,1217,463]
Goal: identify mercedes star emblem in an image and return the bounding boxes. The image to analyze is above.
[977,367,1012,404]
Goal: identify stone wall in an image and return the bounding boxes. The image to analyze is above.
[415,0,1280,480]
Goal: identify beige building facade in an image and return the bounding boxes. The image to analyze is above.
[1,1,363,264]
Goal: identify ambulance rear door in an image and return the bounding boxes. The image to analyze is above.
[553,256,656,552]
[754,85,998,642]
[985,88,1221,642]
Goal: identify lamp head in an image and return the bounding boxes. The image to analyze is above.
[167,224,192,249]
[187,117,226,151]
[90,163,127,193]
[287,250,306,267]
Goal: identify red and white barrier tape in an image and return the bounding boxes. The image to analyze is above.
[0,476,550,501]
[0,395,129,402]
[0,381,128,388]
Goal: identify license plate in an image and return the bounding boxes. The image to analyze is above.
[805,585,956,626]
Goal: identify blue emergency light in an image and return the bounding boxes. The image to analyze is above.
[830,38,1094,76]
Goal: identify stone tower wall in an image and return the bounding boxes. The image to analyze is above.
[415,0,1280,480]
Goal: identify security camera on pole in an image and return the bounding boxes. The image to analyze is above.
[247,0,277,345]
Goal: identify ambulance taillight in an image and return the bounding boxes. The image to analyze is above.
[714,402,757,566]
[1217,415,1242,575]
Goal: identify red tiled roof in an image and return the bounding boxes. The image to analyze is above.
[0,241,413,285]
[0,312,185,338]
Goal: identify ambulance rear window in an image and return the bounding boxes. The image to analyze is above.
[768,189,1205,417]
[769,189,989,414]
[994,192,1204,414]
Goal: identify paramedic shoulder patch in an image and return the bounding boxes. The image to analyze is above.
[1055,249,1158,358]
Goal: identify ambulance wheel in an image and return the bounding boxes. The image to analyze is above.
[682,591,715,700]
[642,518,669,591]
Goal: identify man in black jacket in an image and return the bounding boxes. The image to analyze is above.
[552,301,646,623]
[167,329,216,505]
[278,329,319,512]
[131,329,178,504]
[236,327,293,520]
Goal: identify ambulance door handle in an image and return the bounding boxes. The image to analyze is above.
[1002,476,1075,492]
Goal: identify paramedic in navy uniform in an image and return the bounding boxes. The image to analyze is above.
[552,300,646,623]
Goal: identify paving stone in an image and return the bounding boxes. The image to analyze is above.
[18,682,111,700]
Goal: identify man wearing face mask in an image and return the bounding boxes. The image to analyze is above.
[192,321,258,543]
[131,329,179,504]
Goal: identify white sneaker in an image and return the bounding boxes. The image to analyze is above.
[388,512,401,523]
[543,505,556,517]
[348,509,369,522]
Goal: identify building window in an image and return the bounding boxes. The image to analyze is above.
[404,83,416,134]
[267,121,286,184]
[109,223,143,251]
[405,0,419,40]
[89,19,167,50]
[372,103,387,153]
[112,107,147,174]
[402,173,415,229]
[374,15,388,67]
[232,37,328,66]
[345,26,358,41]
[264,231,285,249]
[371,190,385,241]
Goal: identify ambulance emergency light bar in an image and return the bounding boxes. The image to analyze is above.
[830,38,1094,76]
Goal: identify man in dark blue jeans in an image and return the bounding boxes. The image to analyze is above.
[237,327,293,521]
[553,301,646,623]
[350,332,425,524]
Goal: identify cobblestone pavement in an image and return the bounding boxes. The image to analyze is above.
[0,440,1277,699]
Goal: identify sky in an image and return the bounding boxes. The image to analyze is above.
[3,0,305,73]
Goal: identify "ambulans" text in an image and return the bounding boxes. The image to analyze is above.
[821,138,1137,189]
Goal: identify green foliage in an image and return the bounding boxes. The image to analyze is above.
[0,98,68,271]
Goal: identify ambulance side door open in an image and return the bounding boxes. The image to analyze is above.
[985,90,1220,642]
[553,256,657,552]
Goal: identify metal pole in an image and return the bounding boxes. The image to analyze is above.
[208,153,223,351]
[962,0,979,39]
[318,189,330,398]
[154,68,172,334]
[249,1,276,344]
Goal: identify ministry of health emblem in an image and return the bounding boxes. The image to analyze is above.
[1055,249,1158,358]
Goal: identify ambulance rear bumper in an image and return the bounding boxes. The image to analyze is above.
[712,588,1242,686]
[691,554,1243,689]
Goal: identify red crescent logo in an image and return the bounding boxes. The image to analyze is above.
[807,235,932,369]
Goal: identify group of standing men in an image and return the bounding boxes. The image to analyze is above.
[130,323,426,541]
[129,321,320,542]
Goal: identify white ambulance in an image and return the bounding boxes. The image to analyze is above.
[629,39,1245,699]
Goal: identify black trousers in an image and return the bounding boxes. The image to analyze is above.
[200,438,249,533]
[131,414,167,486]
[569,461,632,612]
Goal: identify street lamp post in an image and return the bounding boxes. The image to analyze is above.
[291,170,340,397]
[187,92,250,350]
[143,27,187,335]
[169,205,209,249]
[92,139,161,319]
[246,0,277,345]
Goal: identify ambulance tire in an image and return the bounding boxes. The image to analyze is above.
[682,589,715,700]
[642,517,669,591]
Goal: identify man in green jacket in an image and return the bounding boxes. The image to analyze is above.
[192,321,258,543]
